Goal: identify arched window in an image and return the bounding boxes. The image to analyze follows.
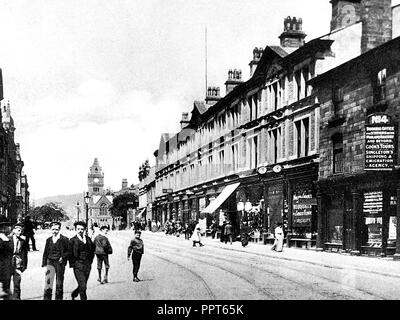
[332,133,343,174]
[100,204,108,216]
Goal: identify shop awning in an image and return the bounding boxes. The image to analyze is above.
[137,208,146,218]
[201,182,240,214]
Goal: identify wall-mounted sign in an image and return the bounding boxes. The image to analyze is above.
[363,191,383,216]
[292,190,314,227]
[365,113,396,171]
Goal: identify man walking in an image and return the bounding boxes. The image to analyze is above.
[69,221,95,300]
[10,223,28,300]
[224,221,234,245]
[23,216,37,251]
[42,221,70,300]
[127,230,144,282]
[94,225,112,284]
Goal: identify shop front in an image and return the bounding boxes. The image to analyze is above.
[318,172,399,256]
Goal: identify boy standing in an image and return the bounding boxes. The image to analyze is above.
[69,221,95,300]
[127,230,144,282]
[94,225,112,284]
[9,223,28,300]
[42,221,70,300]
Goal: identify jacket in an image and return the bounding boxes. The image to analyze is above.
[94,234,113,255]
[69,235,95,271]
[8,235,28,271]
[42,234,71,267]
[0,235,13,283]
[127,238,144,257]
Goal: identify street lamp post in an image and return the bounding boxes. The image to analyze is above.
[76,202,80,222]
[84,192,90,233]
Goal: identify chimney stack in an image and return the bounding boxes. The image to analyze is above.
[180,112,190,129]
[205,86,221,106]
[225,69,243,95]
[249,47,263,77]
[279,16,307,49]
[122,178,128,190]
[330,0,392,54]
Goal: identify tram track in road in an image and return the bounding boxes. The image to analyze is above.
[134,234,387,300]
[112,232,277,300]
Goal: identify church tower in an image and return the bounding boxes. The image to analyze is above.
[88,158,104,195]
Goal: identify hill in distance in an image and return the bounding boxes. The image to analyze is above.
[36,193,84,221]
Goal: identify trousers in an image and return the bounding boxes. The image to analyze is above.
[11,269,22,300]
[131,252,142,278]
[43,260,66,300]
[72,267,91,300]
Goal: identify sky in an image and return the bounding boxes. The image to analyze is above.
[0,0,398,200]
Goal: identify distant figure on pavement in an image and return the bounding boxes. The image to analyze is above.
[42,221,70,300]
[0,221,13,300]
[91,222,100,241]
[220,221,227,243]
[10,223,29,300]
[69,221,95,300]
[94,225,113,284]
[23,216,37,251]
[127,229,144,282]
[190,226,204,247]
[240,221,251,248]
[271,222,284,252]
[210,220,217,239]
[224,221,234,245]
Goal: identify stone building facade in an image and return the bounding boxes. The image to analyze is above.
[142,0,400,254]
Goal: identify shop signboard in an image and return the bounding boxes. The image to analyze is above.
[292,191,315,227]
[365,113,396,171]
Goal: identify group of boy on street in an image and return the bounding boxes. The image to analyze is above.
[0,220,146,300]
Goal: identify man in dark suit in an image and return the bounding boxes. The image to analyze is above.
[0,221,13,300]
[69,221,95,300]
[9,223,28,300]
[23,216,37,251]
[42,221,70,300]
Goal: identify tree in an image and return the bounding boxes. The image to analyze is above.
[29,202,70,223]
[109,192,138,224]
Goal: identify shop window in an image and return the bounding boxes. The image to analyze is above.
[363,191,383,247]
[332,134,343,174]
[327,197,343,244]
[373,68,386,104]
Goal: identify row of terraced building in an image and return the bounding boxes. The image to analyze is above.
[138,0,400,259]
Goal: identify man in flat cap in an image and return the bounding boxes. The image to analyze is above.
[42,221,71,300]
[0,221,13,300]
[9,223,28,299]
[127,229,144,282]
[94,225,112,284]
[69,221,95,300]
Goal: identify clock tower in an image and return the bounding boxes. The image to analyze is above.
[88,158,104,195]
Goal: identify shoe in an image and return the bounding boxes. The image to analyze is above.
[135,277,141,282]
[199,244,204,247]
[133,278,138,282]
[97,278,101,283]
[102,279,108,284]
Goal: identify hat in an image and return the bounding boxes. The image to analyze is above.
[134,230,142,234]
[100,225,109,231]
[13,223,24,229]
[0,221,12,233]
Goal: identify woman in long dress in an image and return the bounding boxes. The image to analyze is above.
[271,222,284,252]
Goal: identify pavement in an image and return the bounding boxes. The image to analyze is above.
[147,231,400,279]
